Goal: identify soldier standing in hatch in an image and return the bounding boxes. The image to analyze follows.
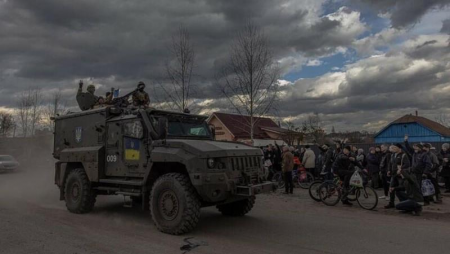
[77,80,99,110]
[78,80,98,99]
[132,81,150,107]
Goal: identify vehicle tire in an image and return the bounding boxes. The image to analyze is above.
[64,168,96,214]
[318,182,341,206]
[150,173,201,235]
[356,186,378,210]
[298,172,315,189]
[308,181,323,202]
[216,196,255,216]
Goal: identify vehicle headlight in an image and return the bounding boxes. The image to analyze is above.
[207,158,216,169]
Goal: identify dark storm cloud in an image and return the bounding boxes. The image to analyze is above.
[0,0,368,108]
[354,0,450,28]
[1,0,448,132]
[442,19,450,33]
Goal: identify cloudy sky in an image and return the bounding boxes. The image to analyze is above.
[0,0,449,132]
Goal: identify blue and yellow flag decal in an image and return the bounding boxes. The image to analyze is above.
[124,138,140,161]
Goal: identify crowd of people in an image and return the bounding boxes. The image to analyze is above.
[262,136,450,216]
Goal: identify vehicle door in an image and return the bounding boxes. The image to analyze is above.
[105,119,147,177]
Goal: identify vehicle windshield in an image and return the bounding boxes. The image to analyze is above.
[168,120,211,138]
[0,155,14,161]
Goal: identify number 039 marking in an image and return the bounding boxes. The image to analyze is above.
[107,155,117,162]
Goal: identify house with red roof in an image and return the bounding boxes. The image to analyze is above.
[207,112,301,146]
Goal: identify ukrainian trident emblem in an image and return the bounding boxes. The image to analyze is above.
[75,127,83,143]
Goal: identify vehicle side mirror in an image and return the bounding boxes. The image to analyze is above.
[158,117,168,140]
[209,124,216,140]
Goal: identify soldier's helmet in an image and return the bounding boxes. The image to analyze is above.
[137,81,145,90]
[87,84,96,93]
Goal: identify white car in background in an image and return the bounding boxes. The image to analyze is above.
[0,155,20,172]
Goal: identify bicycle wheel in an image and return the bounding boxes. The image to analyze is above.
[356,186,378,210]
[347,187,357,202]
[308,181,323,202]
[298,172,315,189]
[272,172,285,189]
[293,175,300,188]
[319,182,341,206]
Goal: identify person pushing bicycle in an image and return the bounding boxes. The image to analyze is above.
[331,145,365,205]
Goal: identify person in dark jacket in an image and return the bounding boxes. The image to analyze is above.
[319,144,334,180]
[332,146,364,206]
[273,142,282,172]
[423,144,442,203]
[403,135,432,190]
[438,143,450,193]
[385,143,411,209]
[379,144,391,199]
[394,167,424,216]
[366,147,381,189]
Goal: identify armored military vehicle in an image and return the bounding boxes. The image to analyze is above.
[53,106,275,235]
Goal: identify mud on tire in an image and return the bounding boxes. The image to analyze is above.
[64,168,96,214]
[150,173,201,235]
[217,196,255,216]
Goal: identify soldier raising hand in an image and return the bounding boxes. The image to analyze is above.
[76,80,98,111]
[132,81,150,107]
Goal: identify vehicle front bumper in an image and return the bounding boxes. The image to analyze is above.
[0,164,18,171]
[234,181,277,196]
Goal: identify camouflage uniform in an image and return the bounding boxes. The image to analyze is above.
[132,91,150,107]
[76,81,98,110]
[132,82,150,107]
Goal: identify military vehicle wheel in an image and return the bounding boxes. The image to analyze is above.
[64,168,96,214]
[217,196,255,216]
[150,173,201,235]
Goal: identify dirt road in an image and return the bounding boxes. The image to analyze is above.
[1,166,450,254]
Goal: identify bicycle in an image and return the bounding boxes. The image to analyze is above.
[294,166,315,189]
[309,175,354,202]
[318,169,378,210]
[268,167,285,189]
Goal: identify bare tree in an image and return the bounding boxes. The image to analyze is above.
[30,88,42,135]
[283,120,303,146]
[42,89,67,131]
[217,23,280,144]
[160,26,196,112]
[17,91,32,137]
[435,113,450,128]
[302,113,325,143]
[0,111,15,137]
[17,88,42,137]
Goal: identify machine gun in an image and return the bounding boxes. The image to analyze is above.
[110,88,138,107]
